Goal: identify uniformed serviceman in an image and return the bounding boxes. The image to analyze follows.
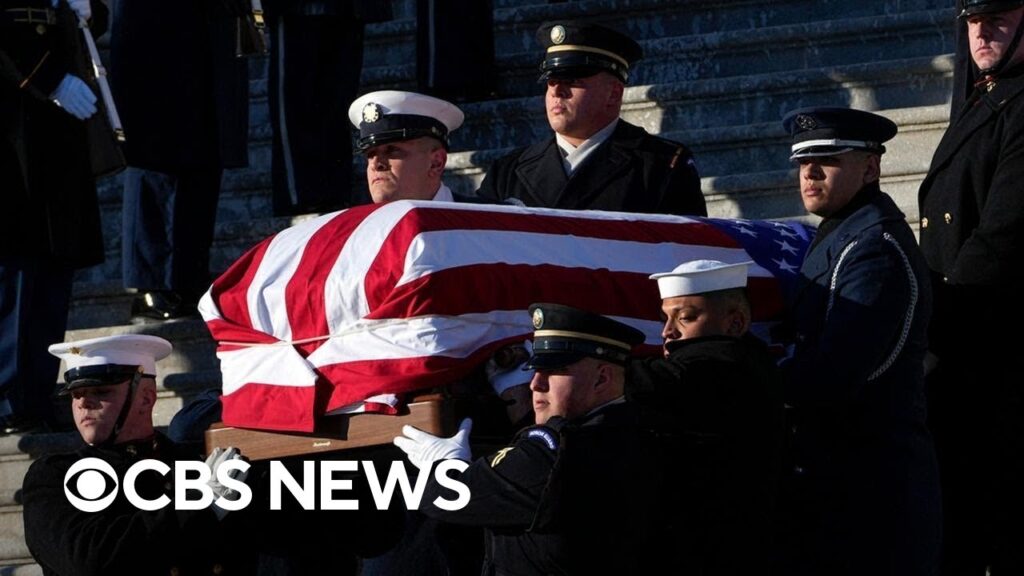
[21,335,250,576]
[628,260,784,575]
[348,90,465,204]
[778,107,940,576]
[0,0,106,434]
[918,1,1024,573]
[394,304,662,575]
[475,21,707,216]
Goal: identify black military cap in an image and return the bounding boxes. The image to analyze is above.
[958,0,1024,17]
[783,106,898,161]
[525,303,645,371]
[536,21,643,83]
[348,90,464,152]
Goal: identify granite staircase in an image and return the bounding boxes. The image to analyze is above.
[0,0,957,571]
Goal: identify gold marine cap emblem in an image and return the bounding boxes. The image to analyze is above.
[795,114,817,130]
[532,308,544,329]
[550,25,566,45]
[362,102,382,124]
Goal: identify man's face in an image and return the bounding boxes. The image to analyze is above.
[797,151,878,218]
[71,383,129,445]
[545,73,624,144]
[364,137,445,204]
[529,358,602,424]
[660,295,735,354]
[967,8,1024,71]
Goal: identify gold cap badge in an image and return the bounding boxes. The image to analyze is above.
[532,308,544,329]
[550,25,566,45]
[362,102,382,124]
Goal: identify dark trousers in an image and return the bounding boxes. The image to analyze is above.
[0,258,74,422]
[267,10,364,214]
[416,0,495,103]
[121,167,221,299]
[929,358,1024,576]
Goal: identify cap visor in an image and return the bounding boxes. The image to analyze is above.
[525,352,586,371]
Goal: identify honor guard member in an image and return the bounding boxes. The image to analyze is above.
[22,335,251,576]
[349,90,465,204]
[919,1,1024,573]
[778,107,940,576]
[0,0,106,434]
[394,304,663,576]
[628,260,784,575]
[475,21,707,216]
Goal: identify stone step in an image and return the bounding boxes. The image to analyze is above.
[0,505,29,564]
[297,0,952,72]
[0,560,41,576]
[359,8,955,97]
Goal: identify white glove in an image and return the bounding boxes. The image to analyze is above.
[50,0,91,20]
[393,418,473,472]
[205,446,249,521]
[485,340,534,396]
[50,74,97,120]
[70,0,91,20]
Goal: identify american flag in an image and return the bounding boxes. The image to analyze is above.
[199,201,813,433]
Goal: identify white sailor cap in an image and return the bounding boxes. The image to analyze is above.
[649,260,753,300]
[348,90,464,152]
[48,334,173,391]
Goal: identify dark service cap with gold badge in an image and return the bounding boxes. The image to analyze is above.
[958,0,1024,17]
[536,21,643,83]
[783,106,898,161]
[525,303,645,370]
[348,90,464,152]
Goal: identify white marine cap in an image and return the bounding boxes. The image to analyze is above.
[649,260,753,300]
[48,335,173,389]
[348,90,464,151]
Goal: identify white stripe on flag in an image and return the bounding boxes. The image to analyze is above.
[218,345,319,396]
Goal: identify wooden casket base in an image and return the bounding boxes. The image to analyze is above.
[204,395,452,460]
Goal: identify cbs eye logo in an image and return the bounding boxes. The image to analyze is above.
[64,458,119,512]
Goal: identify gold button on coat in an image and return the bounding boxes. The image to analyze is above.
[921,217,929,228]
[944,212,952,224]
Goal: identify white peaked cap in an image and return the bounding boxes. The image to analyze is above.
[347,90,464,132]
[649,260,753,299]
[48,334,173,376]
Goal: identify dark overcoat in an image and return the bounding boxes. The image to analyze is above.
[917,63,1024,569]
[421,402,662,576]
[627,333,785,575]
[108,0,249,172]
[475,120,707,216]
[0,0,104,266]
[22,433,254,576]
[783,187,941,575]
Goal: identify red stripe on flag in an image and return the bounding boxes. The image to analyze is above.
[366,264,783,325]
[364,207,740,311]
[285,204,382,355]
[209,236,274,337]
[221,382,317,432]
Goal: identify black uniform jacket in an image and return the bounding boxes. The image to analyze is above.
[917,65,1024,358]
[475,120,707,216]
[784,187,940,574]
[0,0,104,266]
[109,0,249,172]
[627,334,785,575]
[22,433,253,576]
[421,402,662,576]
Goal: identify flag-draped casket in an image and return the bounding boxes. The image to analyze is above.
[200,201,813,433]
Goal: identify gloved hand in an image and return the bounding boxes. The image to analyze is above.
[50,74,97,120]
[393,418,473,472]
[485,340,534,396]
[49,0,91,20]
[205,446,249,521]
